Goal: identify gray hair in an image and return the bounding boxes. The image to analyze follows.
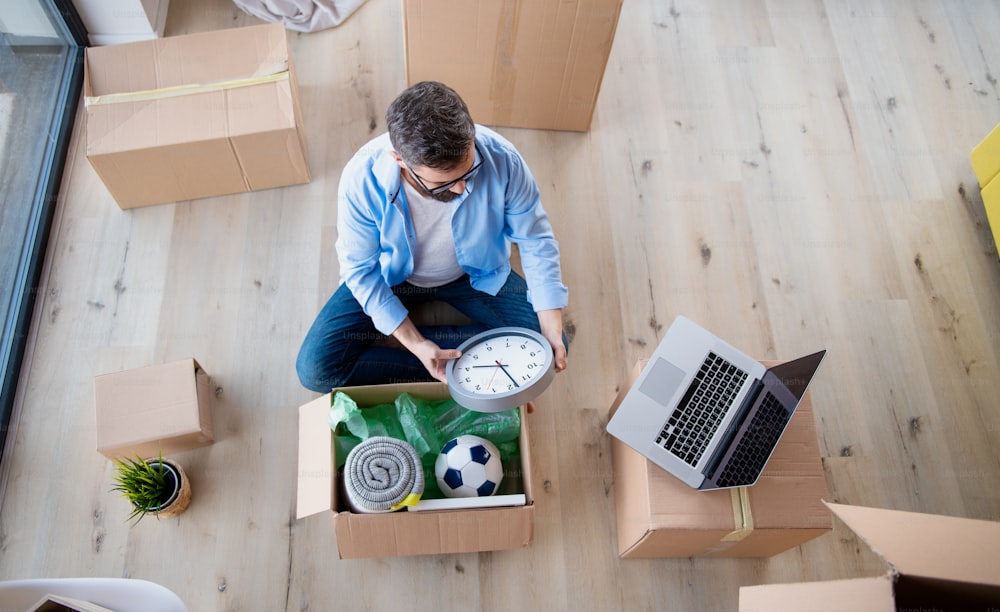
[386,81,475,170]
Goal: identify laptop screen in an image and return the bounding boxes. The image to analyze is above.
[766,350,826,400]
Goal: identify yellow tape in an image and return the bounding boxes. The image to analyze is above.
[390,493,422,511]
[85,69,289,107]
[721,487,754,542]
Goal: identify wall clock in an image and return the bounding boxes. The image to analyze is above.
[446,327,556,413]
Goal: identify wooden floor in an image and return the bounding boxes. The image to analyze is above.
[2,0,1000,609]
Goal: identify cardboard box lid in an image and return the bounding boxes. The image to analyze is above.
[84,23,296,154]
[94,358,206,451]
[825,502,1000,587]
[85,23,289,98]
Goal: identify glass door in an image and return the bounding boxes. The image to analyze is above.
[0,0,85,460]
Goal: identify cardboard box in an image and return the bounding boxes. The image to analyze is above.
[609,360,832,558]
[402,0,624,132]
[739,502,1000,611]
[296,382,535,559]
[94,359,214,459]
[84,23,310,209]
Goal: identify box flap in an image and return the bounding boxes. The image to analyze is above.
[517,405,534,503]
[296,394,335,519]
[333,382,452,405]
[739,576,895,612]
[826,502,1000,586]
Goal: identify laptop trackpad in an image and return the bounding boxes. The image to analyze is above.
[638,357,686,406]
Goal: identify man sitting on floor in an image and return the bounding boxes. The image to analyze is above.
[296,81,568,392]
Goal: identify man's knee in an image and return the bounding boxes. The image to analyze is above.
[295,345,334,393]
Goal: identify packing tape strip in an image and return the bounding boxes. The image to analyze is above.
[721,487,754,542]
[85,69,290,107]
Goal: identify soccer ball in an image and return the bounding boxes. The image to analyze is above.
[435,435,504,498]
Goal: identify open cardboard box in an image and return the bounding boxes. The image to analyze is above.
[739,502,1000,611]
[296,382,534,559]
[609,360,831,558]
[94,358,214,460]
[84,23,310,209]
[402,0,624,131]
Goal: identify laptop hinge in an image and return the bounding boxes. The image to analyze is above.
[703,379,763,481]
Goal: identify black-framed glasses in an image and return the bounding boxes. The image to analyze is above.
[407,144,483,195]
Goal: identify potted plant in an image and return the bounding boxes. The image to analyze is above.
[111,452,191,522]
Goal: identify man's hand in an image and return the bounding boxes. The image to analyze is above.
[392,317,461,382]
[410,338,461,382]
[537,308,567,372]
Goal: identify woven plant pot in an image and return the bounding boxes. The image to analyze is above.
[143,459,191,519]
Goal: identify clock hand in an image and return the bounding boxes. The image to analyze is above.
[496,361,520,388]
[472,364,509,368]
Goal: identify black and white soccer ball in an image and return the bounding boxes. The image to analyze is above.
[434,435,504,498]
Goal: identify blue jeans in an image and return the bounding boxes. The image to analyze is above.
[296,272,543,391]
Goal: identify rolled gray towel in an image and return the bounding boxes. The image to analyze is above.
[344,436,424,513]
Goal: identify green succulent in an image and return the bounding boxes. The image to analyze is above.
[111,451,174,523]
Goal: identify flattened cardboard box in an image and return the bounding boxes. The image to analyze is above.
[739,502,1000,611]
[403,0,624,132]
[84,23,310,209]
[297,382,535,559]
[609,360,831,558]
[94,358,214,459]
[30,594,113,612]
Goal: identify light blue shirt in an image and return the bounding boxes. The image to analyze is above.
[336,125,568,335]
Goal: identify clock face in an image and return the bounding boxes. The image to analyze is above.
[451,332,549,395]
[446,327,556,412]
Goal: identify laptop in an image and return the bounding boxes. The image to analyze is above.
[606,315,826,491]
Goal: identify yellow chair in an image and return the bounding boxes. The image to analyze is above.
[971,122,1000,250]
[971,122,1000,188]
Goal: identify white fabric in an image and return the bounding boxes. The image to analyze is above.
[233,0,369,32]
[402,179,465,288]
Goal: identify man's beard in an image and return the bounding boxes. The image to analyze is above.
[430,189,460,203]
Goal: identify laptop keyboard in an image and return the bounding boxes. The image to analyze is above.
[656,352,749,467]
[714,392,790,487]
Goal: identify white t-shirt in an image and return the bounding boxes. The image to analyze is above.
[402,179,465,287]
